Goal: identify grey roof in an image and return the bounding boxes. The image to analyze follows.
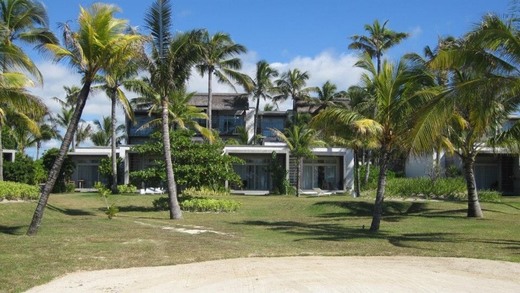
[189,93,249,110]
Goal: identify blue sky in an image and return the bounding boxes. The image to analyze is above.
[27,0,510,156]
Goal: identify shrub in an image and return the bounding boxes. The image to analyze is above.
[180,197,240,212]
[359,165,396,191]
[385,177,466,199]
[0,181,40,201]
[182,187,229,197]
[117,184,138,194]
[478,190,502,202]
[153,195,240,212]
[3,154,36,184]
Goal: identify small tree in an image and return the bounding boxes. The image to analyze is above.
[131,130,243,191]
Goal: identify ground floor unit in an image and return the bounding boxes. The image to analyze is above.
[66,144,354,194]
[406,148,520,194]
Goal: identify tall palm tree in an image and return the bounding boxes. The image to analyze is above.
[27,3,144,235]
[353,54,427,231]
[271,125,325,197]
[195,30,249,130]
[96,48,145,194]
[144,0,202,220]
[348,19,409,75]
[349,20,409,184]
[413,15,520,218]
[249,60,278,144]
[274,68,315,123]
[0,0,57,180]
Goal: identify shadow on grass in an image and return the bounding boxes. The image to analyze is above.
[314,201,468,220]
[47,204,95,216]
[0,225,25,235]
[237,220,384,241]
[117,205,157,213]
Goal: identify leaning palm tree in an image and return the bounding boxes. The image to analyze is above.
[195,30,249,130]
[274,68,315,123]
[249,60,278,144]
[144,0,202,219]
[271,125,325,197]
[27,3,144,235]
[0,0,57,180]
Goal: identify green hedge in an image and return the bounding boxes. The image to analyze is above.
[0,181,40,201]
[385,177,466,199]
[152,195,240,212]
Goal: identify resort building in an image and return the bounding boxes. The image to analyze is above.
[67,93,354,194]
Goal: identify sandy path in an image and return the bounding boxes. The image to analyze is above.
[27,256,520,292]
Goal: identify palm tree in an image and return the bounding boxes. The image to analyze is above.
[74,122,92,148]
[27,3,144,235]
[195,30,249,131]
[0,0,57,180]
[96,53,145,193]
[413,15,520,218]
[249,60,278,144]
[274,68,315,123]
[0,72,44,180]
[135,89,214,142]
[144,0,202,220]
[90,116,125,146]
[6,111,57,156]
[353,54,427,231]
[311,108,382,198]
[348,19,409,75]
[312,81,346,112]
[349,20,409,184]
[271,125,325,197]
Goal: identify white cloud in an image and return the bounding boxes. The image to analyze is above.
[409,26,423,38]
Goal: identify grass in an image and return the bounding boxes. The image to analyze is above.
[1,193,520,292]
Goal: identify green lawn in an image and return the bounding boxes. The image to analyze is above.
[1,193,519,292]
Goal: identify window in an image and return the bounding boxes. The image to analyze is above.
[215,115,244,135]
[260,117,285,137]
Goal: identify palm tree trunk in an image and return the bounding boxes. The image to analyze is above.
[254,96,260,144]
[0,126,3,181]
[161,97,182,219]
[363,150,371,184]
[296,157,301,197]
[110,96,118,194]
[207,69,213,131]
[27,81,92,236]
[36,141,41,160]
[370,146,389,232]
[462,155,483,218]
[353,149,360,197]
